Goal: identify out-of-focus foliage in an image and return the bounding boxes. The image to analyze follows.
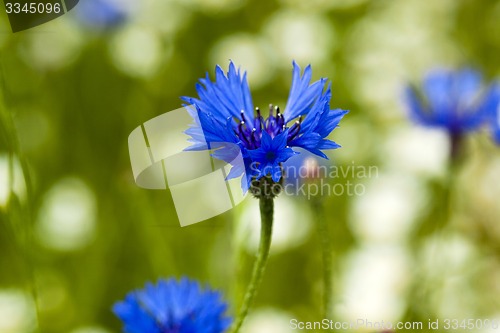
[0,0,500,332]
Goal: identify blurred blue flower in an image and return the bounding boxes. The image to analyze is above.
[487,85,500,144]
[404,68,500,157]
[404,68,499,136]
[182,61,347,191]
[493,112,500,144]
[75,0,130,29]
[113,278,232,333]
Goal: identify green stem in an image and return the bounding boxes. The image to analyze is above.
[404,154,459,321]
[313,198,332,320]
[0,86,41,329]
[230,196,274,333]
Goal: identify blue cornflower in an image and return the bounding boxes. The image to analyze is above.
[182,61,347,192]
[487,85,500,144]
[113,278,232,333]
[75,0,130,29]
[404,68,499,154]
[493,107,500,144]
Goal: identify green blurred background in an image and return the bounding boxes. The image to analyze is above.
[1,0,500,332]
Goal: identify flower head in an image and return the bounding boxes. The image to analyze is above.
[404,68,498,136]
[182,61,347,192]
[76,0,131,28]
[113,278,232,333]
[493,109,500,144]
[487,85,500,144]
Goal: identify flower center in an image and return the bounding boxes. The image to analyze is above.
[265,151,276,161]
[234,104,302,150]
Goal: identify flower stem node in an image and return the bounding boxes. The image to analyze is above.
[249,174,284,199]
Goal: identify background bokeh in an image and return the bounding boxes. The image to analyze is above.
[1,0,500,332]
